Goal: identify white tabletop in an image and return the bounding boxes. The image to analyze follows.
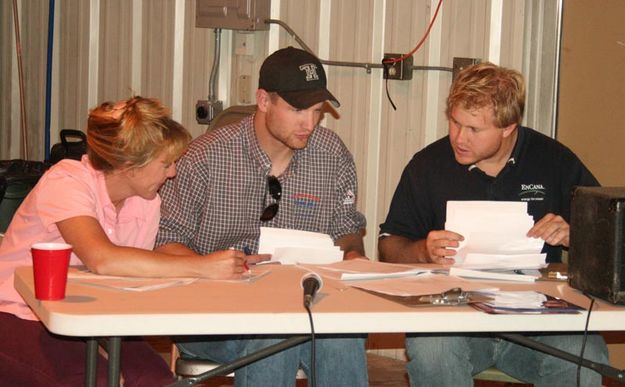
[14,265,625,337]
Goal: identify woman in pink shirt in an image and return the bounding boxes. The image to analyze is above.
[0,96,267,386]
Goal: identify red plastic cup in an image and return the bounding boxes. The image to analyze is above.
[31,243,72,300]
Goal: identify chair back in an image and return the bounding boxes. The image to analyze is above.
[207,105,256,133]
[171,343,307,380]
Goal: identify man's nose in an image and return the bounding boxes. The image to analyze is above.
[453,126,468,143]
[301,110,317,131]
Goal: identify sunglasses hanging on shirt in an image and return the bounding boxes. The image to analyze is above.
[260,175,282,221]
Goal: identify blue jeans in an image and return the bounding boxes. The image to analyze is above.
[405,333,608,387]
[176,334,368,387]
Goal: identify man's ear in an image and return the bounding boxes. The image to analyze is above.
[256,89,270,113]
[502,123,518,138]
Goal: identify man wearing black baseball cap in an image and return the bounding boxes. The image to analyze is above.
[259,46,340,109]
[157,46,368,386]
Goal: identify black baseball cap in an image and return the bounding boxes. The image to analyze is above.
[259,46,340,109]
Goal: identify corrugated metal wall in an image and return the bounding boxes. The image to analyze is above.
[0,0,560,257]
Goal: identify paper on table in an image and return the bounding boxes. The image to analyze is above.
[470,290,584,314]
[449,267,539,282]
[348,275,495,297]
[272,247,342,265]
[445,201,546,269]
[69,277,197,292]
[482,291,547,308]
[258,227,334,251]
[340,268,430,281]
[258,227,343,264]
[299,260,491,297]
[459,253,547,270]
[68,268,198,292]
[300,259,434,280]
[67,267,269,291]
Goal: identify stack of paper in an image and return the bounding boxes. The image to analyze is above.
[470,290,583,314]
[258,227,343,264]
[448,267,539,282]
[485,291,547,308]
[445,201,546,269]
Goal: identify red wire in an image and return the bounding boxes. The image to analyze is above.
[383,0,444,64]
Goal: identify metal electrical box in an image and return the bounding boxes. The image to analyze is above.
[452,57,480,80]
[196,0,271,31]
[383,54,413,81]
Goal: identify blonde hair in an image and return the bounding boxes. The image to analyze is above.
[446,62,526,128]
[87,96,191,172]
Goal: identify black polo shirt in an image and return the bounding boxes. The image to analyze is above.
[379,126,599,262]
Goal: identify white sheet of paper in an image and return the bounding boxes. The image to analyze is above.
[272,247,343,265]
[445,201,546,269]
[459,253,547,270]
[448,267,539,282]
[258,227,333,253]
[258,227,343,264]
[67,268,198,292]
[300,259,431,278]
[340,268,431,281]
[476,290,547,308]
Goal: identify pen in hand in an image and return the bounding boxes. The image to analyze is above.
[229,246,251,274]
[243,246,252,273]
[238,246,273,270]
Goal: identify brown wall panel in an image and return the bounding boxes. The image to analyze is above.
[558,0,625,186]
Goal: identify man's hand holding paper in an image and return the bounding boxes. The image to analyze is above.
[425,230,463,264]
[527,212,570,247]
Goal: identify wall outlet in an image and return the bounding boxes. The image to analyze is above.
[383,53,413,80]
[452,57,481,80]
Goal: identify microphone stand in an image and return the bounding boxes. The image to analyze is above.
[499,333,625,382]
[167,335,310,387]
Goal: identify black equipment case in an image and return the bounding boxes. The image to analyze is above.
[49,129,87,164]
[0,130,86,232]
[568,186,625,304]
[0,160,50,232]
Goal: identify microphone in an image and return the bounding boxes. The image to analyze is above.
[301,272,323,308]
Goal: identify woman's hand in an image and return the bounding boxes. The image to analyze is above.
[201,250,271,279]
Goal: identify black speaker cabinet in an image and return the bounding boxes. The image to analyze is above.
[569,187,625,304]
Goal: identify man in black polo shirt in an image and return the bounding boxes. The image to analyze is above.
[379,62,608,386]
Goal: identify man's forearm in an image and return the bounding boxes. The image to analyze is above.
[336,231,366,260]
[378,235,430,264]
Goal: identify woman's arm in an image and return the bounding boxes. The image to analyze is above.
[56,216,254,279]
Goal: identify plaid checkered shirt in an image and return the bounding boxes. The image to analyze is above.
[155,114,366,254]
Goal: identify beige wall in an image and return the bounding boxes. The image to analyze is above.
[558,0,625,186]
[1,0,560,257]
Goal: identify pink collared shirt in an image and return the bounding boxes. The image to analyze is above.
[0,156,161,320]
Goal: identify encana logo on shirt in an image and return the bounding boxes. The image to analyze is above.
[519,183,546,201]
